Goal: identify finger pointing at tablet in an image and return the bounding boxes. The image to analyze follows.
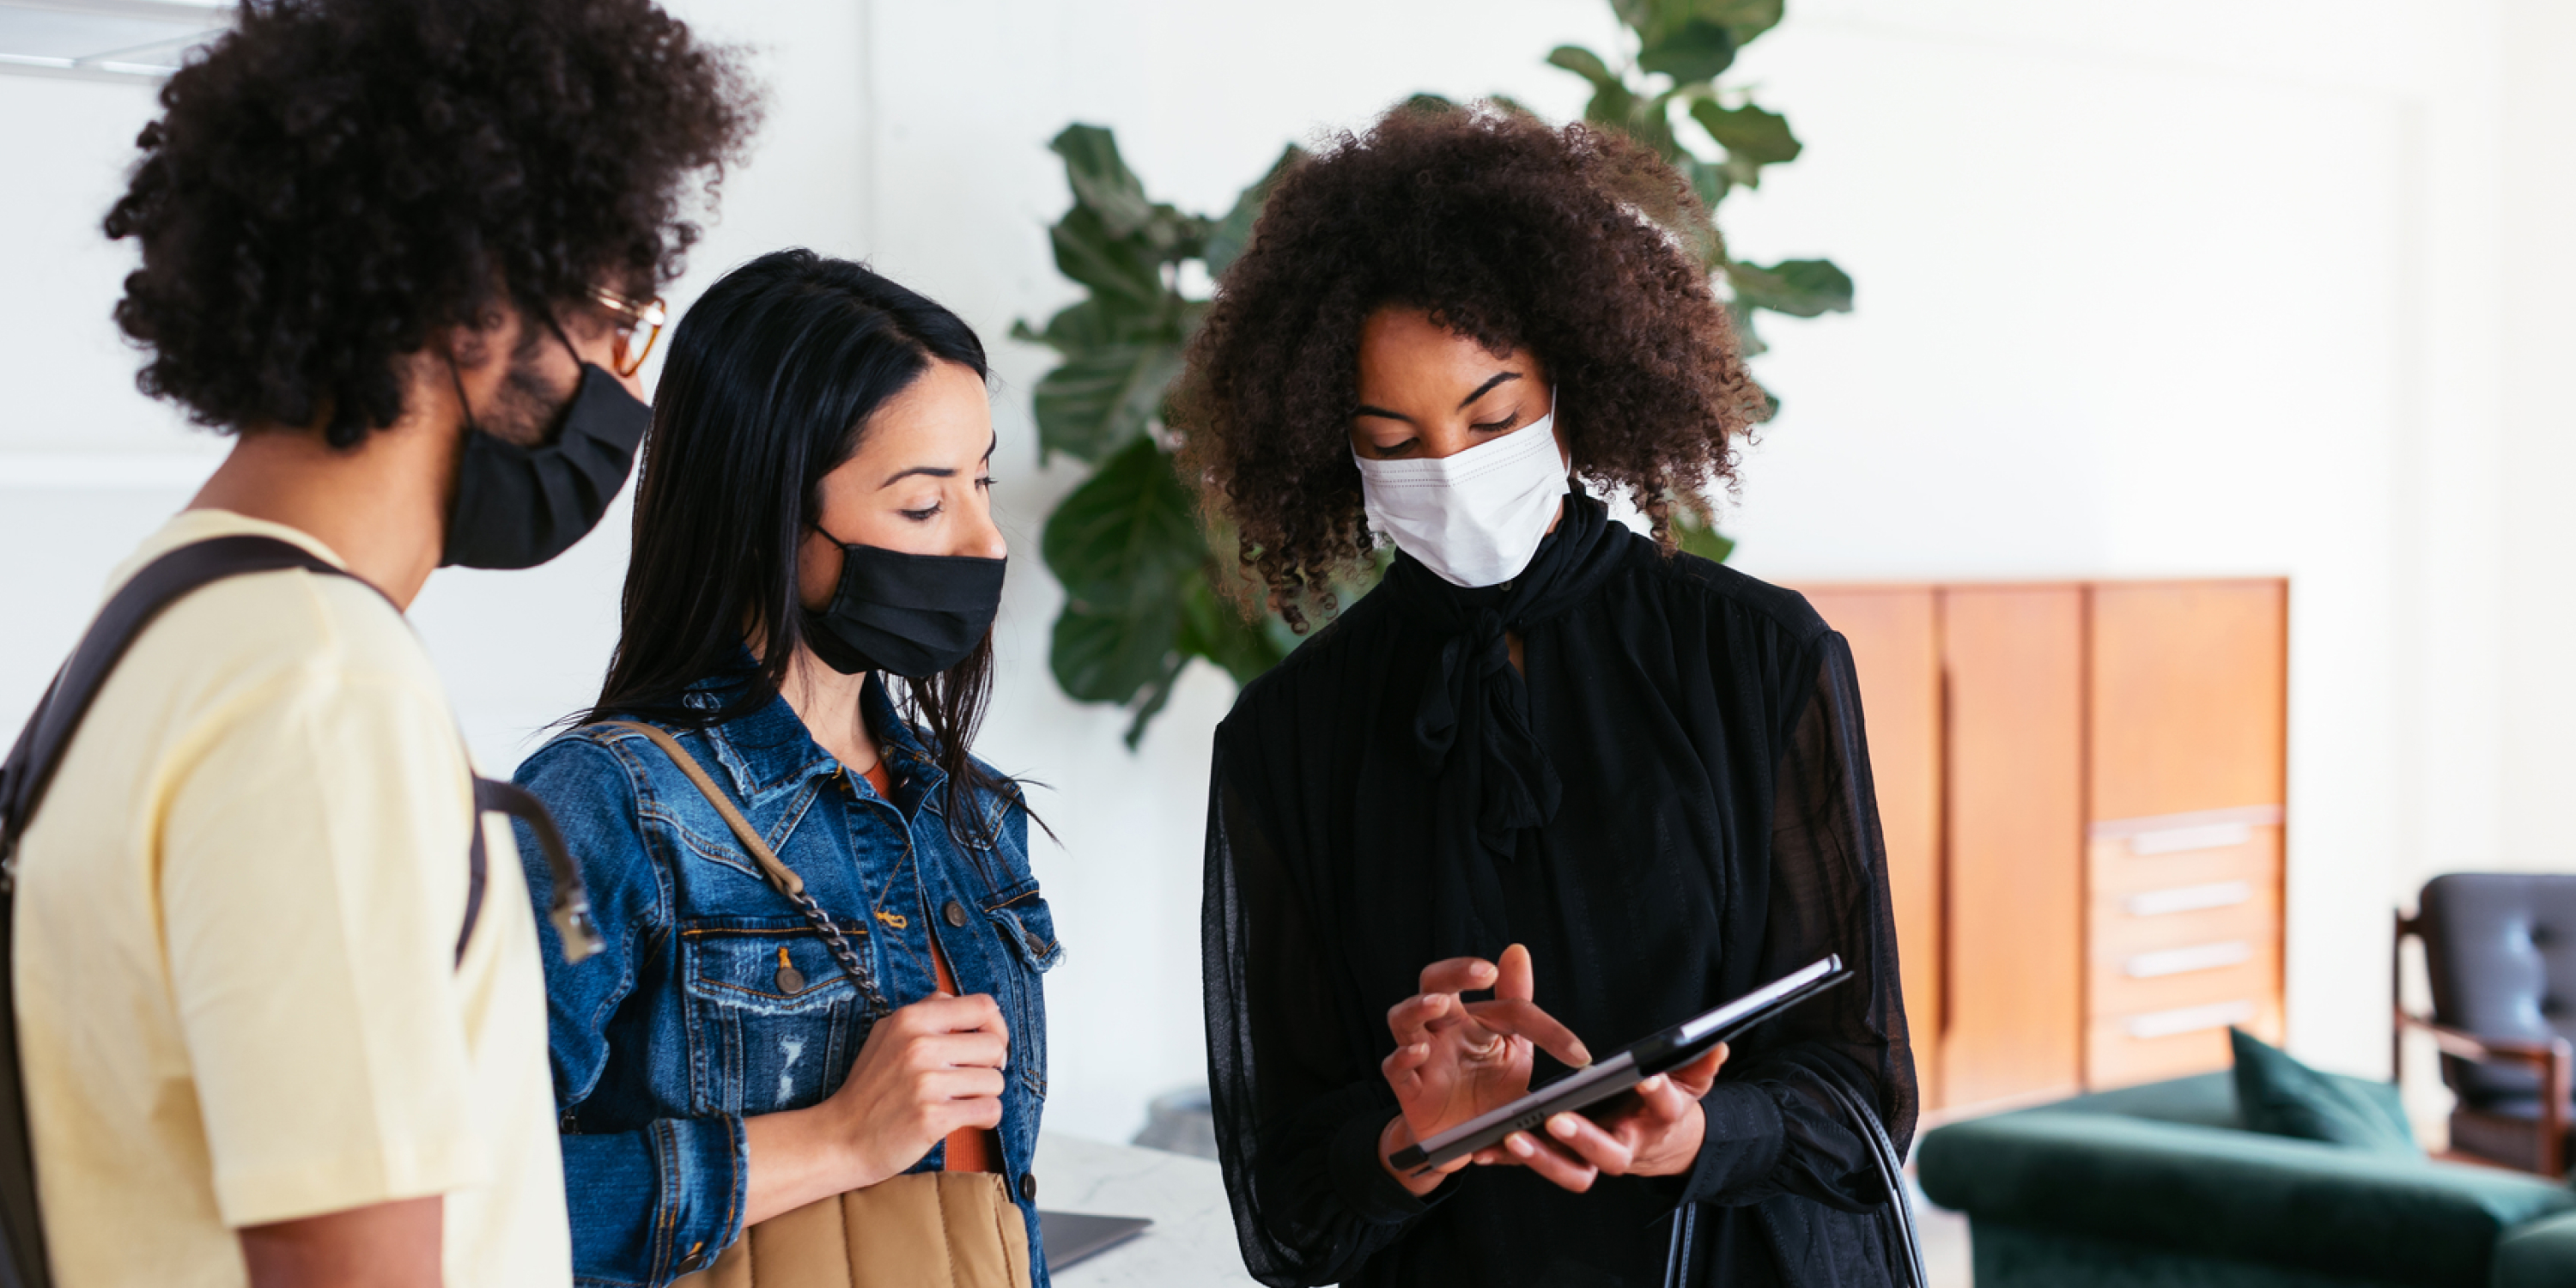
[1376,944,1588,1196]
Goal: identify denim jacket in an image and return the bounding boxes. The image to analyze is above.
[512,671,1060,1288]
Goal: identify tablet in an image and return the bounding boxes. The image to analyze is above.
[1386,955,1850,1174]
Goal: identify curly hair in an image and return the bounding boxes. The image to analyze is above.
[1173,103,1763,629]
[105,0,760,445]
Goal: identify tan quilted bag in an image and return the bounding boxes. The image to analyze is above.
[676,1171,1032,1288]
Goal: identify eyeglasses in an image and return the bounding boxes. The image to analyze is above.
[590,286,669,378]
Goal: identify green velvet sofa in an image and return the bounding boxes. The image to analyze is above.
[1917,1073,2576,1288]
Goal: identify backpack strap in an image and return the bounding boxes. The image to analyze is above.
[0,535,604,1288]
[0,536,344,1288]
[1,537,345,876]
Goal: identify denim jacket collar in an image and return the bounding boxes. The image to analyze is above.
[682,660,949,813]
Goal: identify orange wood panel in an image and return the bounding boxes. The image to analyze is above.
[1939,586,2087,1110]
[2087,580,2287,823]
[1799,586,1944,1108]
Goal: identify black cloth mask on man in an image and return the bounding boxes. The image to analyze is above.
[442,362,651,570]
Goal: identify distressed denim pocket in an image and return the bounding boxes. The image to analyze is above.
[680,918,864,1115]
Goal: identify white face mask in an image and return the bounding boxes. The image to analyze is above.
[1355,404,1571,588]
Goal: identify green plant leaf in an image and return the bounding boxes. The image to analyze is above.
[1012,298,1127,355]
[1041,436,1206,709]
[1048,124,1157,240]
[1695,0,1783,42]
[1689,100,1801,188]
[1726,258,1854,318]
[1177,576,1291,687]
[1048,204,1167,313]
[1031,341,1186,464]
[1546,45,1619,92]
[1676,152,1732,223]
[1673,515,1735,563]
[1638,19,1737,82]
[1728,298,1770,356]
[1206,144,1303,281]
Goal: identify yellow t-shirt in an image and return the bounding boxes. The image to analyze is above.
[10,509,569,1287]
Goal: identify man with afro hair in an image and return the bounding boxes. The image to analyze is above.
[2,2,756,1285]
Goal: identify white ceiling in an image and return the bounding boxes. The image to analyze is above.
[0,0,229,81]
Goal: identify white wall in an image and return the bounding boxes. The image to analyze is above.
[2,0,2567,1145]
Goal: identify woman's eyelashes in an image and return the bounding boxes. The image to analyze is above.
[900,477,995,521]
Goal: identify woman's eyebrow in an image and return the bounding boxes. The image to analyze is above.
[1456,371,1521,410]
[878,464,954,488]
[883,432,1002,489]
[1353,373,1521,423]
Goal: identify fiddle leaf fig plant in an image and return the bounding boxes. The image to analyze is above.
[1540,0,1852,357]
[1014,126,1300,747]
[1020,0,1838,745]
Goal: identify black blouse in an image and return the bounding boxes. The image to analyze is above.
[1201,495,1916,1288]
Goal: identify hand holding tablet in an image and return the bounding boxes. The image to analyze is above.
[1377,953,1851,1193]
[1376,944,1596,1195]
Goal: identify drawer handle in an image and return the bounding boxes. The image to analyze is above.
[2124,940,2251,978]
[2129,823,2253,856]
[2125,999,2256,1040]
[2125,880,2255,918]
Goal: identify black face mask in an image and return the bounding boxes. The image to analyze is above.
[802,528,1006,679]
[442,362,651,570]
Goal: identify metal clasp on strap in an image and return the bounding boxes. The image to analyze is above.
[475,778,605,963]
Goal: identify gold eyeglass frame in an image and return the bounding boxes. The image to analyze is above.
[591,286,670,377]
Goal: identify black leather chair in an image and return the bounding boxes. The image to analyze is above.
[2395,873,2576,1175]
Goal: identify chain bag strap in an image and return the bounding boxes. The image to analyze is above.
[599,720,1031,1287]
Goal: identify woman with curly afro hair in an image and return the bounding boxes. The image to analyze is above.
[1184,104,1916,1288]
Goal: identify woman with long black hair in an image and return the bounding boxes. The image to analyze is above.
[1179,106,1914,1287]
[511,250,1059,1287]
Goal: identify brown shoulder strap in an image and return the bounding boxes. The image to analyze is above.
[596,720,884,1012]
[598,720,806,899]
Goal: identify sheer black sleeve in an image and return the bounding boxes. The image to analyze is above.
[1204,738,1444,1288]
[1680,630,1918,1212]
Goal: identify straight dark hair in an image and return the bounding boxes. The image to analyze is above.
[586,248,1030,847]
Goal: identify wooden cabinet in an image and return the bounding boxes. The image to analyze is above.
[2083,581,2287,1090]
[1801,588,1945,1104]
[1794,579,2287,1115]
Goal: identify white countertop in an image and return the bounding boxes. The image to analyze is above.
[1036,1133,1263,1287]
